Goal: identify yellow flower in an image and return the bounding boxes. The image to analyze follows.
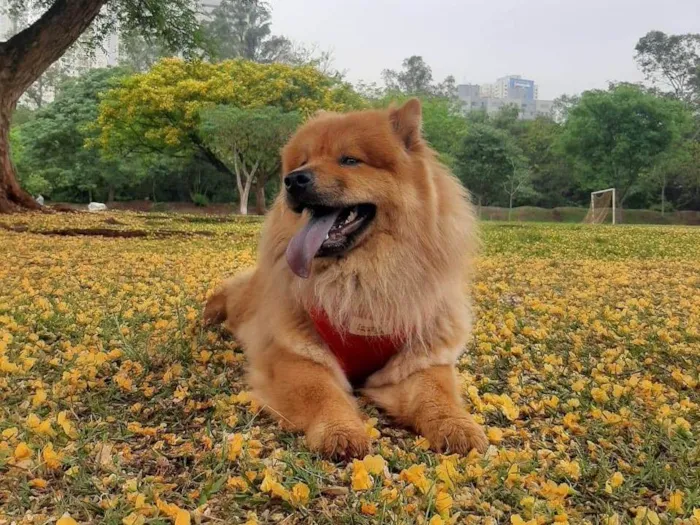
[591,387,610,403]
[14,442,32,460]
[399,464,430,494]
[557,460,581,480]
[29,478,48,489]
[1,427,18,439]
[362,454,386,475]
[227,433,244,461]
[633,508,660,525]
[603,514,620,525]
[32,389,47,407]
[259,472,290,500]
[436,458,459,491]
[351,459,373,491]
[487,427,504,444]
[42,443,62,470]
[435,489,453,516]
[122,513,146,525]
[429,516,445,525]
[56,515,79,525]
[361,503,377,515]
[226,476,248,491]
[380,487,398,503]
[364,417,381,440]
[290,482,310,506]
[605,471,625,493]
[57,411,78,439]
[667,490,683,513]
[174,509,191,525]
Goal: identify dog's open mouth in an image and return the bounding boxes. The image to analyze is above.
[286,204,376,279]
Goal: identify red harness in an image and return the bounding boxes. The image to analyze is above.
[310,309,404,384]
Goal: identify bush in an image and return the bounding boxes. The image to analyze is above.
[191,193,210,207]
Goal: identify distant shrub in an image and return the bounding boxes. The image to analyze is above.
[191,193,210,207]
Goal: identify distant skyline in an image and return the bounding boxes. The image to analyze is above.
[269,0,700,100]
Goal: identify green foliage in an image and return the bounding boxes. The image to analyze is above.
[199,106,301,213]
[95,58,363,161]
[4,0,204,59]
[454,123,531,207]
[203,0,292,63]
[381,56,457,98]
[371,93,468,167]
[191,192,210,207]
[561,84,690,203]
[13,67,133,201]
[635,30,700,106]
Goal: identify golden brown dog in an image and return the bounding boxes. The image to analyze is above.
[204,99,487,458]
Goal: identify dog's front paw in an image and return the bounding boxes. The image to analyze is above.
[423,415,488,454]
[306,419,370,459]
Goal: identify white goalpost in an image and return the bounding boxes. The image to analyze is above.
[585,188,618,224]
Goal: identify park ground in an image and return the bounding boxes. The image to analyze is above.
[0,213,698,525]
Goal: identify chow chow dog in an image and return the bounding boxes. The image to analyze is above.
[204,99,487,459]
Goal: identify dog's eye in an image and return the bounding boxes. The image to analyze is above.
[340,156,361,167]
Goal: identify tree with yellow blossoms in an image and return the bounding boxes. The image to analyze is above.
[95,58,364,214]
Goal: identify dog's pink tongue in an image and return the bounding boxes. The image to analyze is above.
[286,210,342,278]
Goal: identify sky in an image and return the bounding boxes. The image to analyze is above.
[269,0,700,100]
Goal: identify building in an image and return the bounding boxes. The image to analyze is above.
[458,75,554,120]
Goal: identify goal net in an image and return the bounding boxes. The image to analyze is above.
[584,188,619,224]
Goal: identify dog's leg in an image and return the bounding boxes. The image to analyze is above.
[251,348,370,459]
[203,270,255,329]
[363,365,487,454]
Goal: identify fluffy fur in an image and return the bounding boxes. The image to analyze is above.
[204,99,487,458]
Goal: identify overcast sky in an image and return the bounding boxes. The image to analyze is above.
[269,0,700,100]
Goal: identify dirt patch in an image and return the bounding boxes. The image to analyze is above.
[43,228,150,238]
[104,217,126,226]
[0,223,29,233]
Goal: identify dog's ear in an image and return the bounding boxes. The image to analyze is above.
[389,98,422,150]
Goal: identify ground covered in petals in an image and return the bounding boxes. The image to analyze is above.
[0,213,698,525]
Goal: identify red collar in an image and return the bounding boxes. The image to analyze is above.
[310,309,404,384]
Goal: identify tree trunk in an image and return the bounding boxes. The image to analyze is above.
[661,175,666,216]
[508,192,514,221]
[254,175,267,215]
[0,101,40,212]
[0,0,108,213]
[239,181,253,215]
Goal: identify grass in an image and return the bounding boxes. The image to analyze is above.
[0,213,698,525]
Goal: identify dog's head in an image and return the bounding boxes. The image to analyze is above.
[281,98,434,279]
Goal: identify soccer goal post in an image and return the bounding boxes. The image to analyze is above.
[584,188,618,224]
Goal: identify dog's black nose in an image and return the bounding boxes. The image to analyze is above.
[284,170,313,195]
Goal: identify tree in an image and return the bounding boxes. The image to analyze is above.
[454,123,528,208]
[552,94,580,123]
[13,67,137,202]
[200,107,301,214]
[502,160,534,220]
[561,84,689,205]
[516,117,575,207]
[370,93,468,167]
[635,31,700,106]
[95,58,363,213]
[22,61,69,108]
[204,0,292,63]
[382,56,435,95]
[0,0,202,213]
[118,29,170,73]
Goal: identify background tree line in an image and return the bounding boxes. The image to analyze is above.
[3,0,700,214]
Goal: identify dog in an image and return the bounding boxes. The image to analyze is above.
[204,98,487,459]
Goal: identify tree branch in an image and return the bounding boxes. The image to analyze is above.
[0,0,108,102]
